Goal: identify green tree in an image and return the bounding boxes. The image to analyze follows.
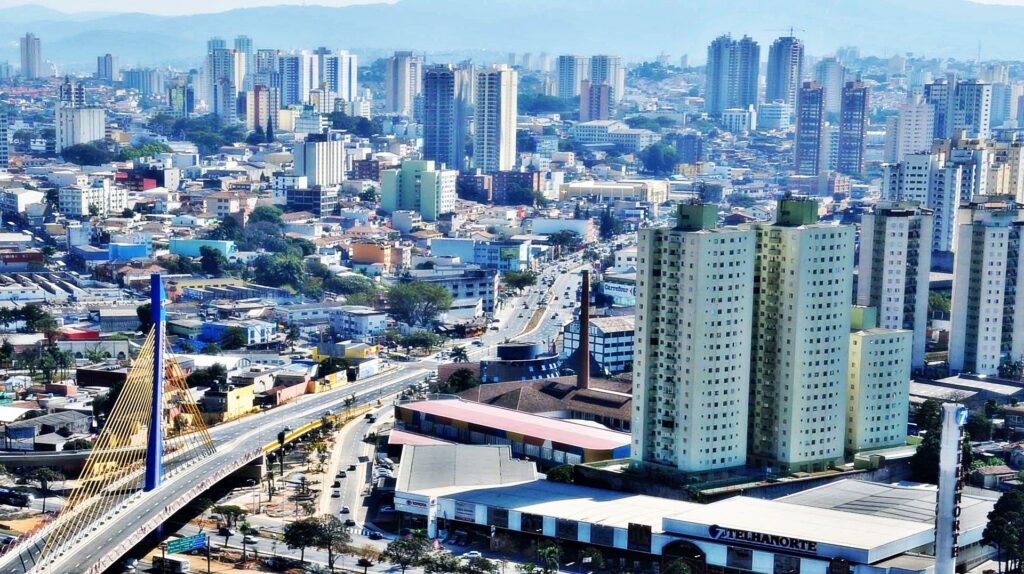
[422,551,462,574]
[199,245,228,277]
[320,356,350,378]
[546,464,574,483]
[400,330,443,353]
[266,117,275,142]
[639,142,680,175]
[537,541,562,574]
[381,535,429,574]
[387,281,453,327]
[214,504,248,527]
[219,326,248,350]
[598,205,622,239]
[116,139,172,161]
[186,363,227,388]
[984,488,1024,572]
[314,514,353,571]
[136,303,153,333]
[966,410,994,441]
[464,556,498,574]
[436,368,481,394]
[63,438,93,450]
[61,142,113,166]
[915,399,943,433]
[285,323,301,351]
[201,343,222,355]
[504,270,538,293]
[248,205,284,226]
[283,517,320,564]
[449,346,469,363]
[547,230,582,254]
[29,467,64,512]
[578,547,605,572]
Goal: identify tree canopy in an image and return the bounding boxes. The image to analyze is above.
[61,142,113,166]
[387,281,452,327]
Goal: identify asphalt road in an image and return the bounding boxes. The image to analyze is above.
[1,367,428,574]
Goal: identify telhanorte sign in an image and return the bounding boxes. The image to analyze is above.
[708,525,818,553]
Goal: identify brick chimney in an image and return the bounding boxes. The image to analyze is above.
[577,270,590,390]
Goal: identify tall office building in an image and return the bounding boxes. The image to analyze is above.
[631,204,755,473]
[474,65,518,174]
[555,55,588,99]
[589,55,624,103]
[747,198,854,473]
[765,36,804,109]
[949,197,1024,376]
[951,80,992,140]
[293,131,346,188]
[884,95,934,163]
[207,37,227,52]
[380,160,457,221]
[814,57,846,116]
[846,307,911,453]
[794,82,826,176]
[423,64,473,172]
[279,52,318,108]
[579,80,613,122]
[857,202,933,369]
[96,53,119,82]
[705,35,760,116]
[19,33,42,80]
[837,81,870,175]
[385,51,422,117]
[990,83,1014,129]
[314,49,358,103]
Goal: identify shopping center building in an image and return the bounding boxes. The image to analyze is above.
[394,444,995,574]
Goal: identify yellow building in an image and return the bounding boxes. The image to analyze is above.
[201,384,255,423]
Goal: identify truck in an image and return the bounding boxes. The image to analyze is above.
[151,555,191,573]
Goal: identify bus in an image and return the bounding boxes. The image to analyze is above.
[0,488,33,508]
[151,555,191,573]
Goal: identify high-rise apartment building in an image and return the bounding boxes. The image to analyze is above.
[234,35,254,90]
[857,202,933,369]
[385,51,422,117]
[556,55,588,99]
[422,63,473,171]
[705,35,760,116]
[19,33,42,80]
[167,85,195,119]
[631,204,755,473]
[813,57,846,116]
[96,53,119,82]
[474,65,518,174]
[794,82,826,176]
[765,36,804,109]
[747,198,854,473]
[0,107,8,171]
[949,197,1024,375]
[589,55,624,103]
[579,80,613,122]
[293,131,346,188]
[846,307,911,453]
[278,52,318,108]
[884,95,934,163]
[923,78,953,139]
[55,77,104,154]
[207,48,245,122]
[245,85,279,132]
[380,160,457,222]
[951,80,992,140]
[837,81,870,175]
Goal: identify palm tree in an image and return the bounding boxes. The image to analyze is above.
[450,345,469,363]
[285,323,300,351]
[85,345,109,363]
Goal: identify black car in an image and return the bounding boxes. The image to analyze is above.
[369,532,384,540]
[344,518,357,527]
[218,527,236,537]
[347,464,357,471]
[332,480,341,488]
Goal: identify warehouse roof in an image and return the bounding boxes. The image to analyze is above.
[398,397,630,451]
[395,444,535,493]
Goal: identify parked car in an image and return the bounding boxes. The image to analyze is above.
[242,535,258,544]
[332,481,341,488]
[344,518,357,527]
[332,491,341,498]
[347,464,357,471]
[218,527,236,537]
[369,532,384,540]
[462,551,483,560]
[340,506,350,514]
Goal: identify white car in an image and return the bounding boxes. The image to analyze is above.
[462,551,483,560]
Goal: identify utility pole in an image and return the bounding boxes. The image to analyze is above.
[206,535,211,574]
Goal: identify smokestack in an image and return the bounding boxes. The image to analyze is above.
[577,270,590,390]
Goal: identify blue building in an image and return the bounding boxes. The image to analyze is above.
[429,238,530,271]
[108,243,149,260]
[200,319,277,346]
[169,239,236,258]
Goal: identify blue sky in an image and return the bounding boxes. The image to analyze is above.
[0,0,393,15]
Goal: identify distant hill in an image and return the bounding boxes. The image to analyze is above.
[0,0,1019,72]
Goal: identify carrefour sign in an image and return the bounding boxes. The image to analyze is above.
[602,282,636,297]
[708,525,818,553]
